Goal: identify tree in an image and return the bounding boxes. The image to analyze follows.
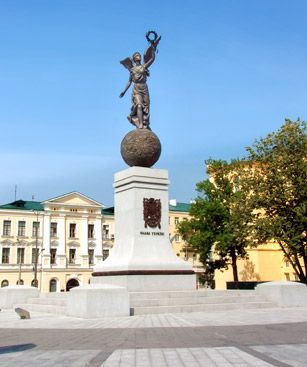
[177,159,255,282]
[245,119,307,283]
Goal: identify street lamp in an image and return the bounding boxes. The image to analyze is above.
[16,238,22,285]
[32,210,42,288]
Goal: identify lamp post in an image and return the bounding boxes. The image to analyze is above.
[17,238,22,285]
[32,210,41,288]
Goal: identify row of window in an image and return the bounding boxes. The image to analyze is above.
[2,221,97,239]
[1,248,109,265]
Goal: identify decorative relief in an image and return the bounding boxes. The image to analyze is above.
[143,198,161,229]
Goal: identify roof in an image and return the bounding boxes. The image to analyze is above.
[169,202,190,213]
[0,200,44,211]
[102,207,114,216]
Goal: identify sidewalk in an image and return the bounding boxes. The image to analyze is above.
[0,306,307,366]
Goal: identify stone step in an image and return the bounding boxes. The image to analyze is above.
[132,301,276,315]
[27,297,67,306]
[13,303,67,315]
[40,292,68,299]
[129,289,256,301]
[130,295,266,307]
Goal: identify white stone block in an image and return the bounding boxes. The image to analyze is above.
[0,286,40,309]
[91,274,196,292]
[256,281,307,307]
[66,284,130,318]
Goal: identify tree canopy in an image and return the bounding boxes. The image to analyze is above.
[245,119,307,283]
[177,119,307,284]
[177,159,254,282]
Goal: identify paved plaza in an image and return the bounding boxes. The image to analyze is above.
[0,306,307,366]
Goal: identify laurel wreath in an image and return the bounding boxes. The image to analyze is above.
[146,30,158,44]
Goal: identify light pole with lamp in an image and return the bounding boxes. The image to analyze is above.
[16,238,22,285]
[32,210,42,288]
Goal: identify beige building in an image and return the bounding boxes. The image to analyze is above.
[0,192,299,291]
[0,192,108,292]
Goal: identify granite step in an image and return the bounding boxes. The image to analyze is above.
[27,297,67,306]
[13,302,67,315]
[129,289,256,302]
[130,294,267,307]
[132,301,277,315]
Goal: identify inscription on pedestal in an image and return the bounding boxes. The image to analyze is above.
[140,231,165,236]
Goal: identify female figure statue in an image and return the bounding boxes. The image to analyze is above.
[119,31,161,130]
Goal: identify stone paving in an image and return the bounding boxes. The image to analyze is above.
[0,307,307,366]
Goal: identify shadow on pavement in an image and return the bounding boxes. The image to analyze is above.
[0,343,36,354]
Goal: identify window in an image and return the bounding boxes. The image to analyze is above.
[88,224,94,239]
[69,249,76,264]
[50,249,57,265]
[18,221,26,236]
[17,248,25,264]
[285,260,290,267]
[103,249,109,261]
[175,234,180,242]
[50,222,57,237]
[88,249,94,265]
[174,217,179,225]
[31,279,38,287]
[103,225,109,239]
[3,220,11,236]
[111,234,115,241]
[1,279,9,287]
[70,208,78,212]
[285,273,290,281]
[32,248,39,264]
[2,248,10,264]
[49,278,57,292]
[69,223,76,238]
[16,279,24,285]
[32,221,40,237]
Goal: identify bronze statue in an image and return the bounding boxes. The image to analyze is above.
[119,31,161,130]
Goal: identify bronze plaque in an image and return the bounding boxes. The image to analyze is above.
[143,198,161,229]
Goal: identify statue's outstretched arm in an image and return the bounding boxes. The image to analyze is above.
[119,76,132,98]
[144,51,155,69]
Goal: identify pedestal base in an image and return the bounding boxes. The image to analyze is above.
[0,286,40,309]
[91,273,196,292]
[67,284,130,318]
[256,281,307,307]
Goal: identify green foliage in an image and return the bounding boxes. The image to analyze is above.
[245,119,307,283]
[177,159,254,282]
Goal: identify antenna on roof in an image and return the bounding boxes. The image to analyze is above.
[14,185,17,201]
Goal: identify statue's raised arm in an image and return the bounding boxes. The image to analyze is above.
[119,31,161,130]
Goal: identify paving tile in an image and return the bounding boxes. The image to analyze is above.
[252,344,307,367]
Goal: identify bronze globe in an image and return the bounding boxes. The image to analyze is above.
[121,129,161,168]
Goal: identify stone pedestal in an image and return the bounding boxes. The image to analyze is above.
[67,284,129,318]
[0,286,40,309]
[92,167,195,291]
[256,281,307,307]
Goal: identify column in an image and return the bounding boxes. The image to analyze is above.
[42,213,51,268]
[57,214,66,267]
[95,216,103,264]
[80,216,89,267]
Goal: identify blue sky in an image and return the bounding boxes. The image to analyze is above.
[0,0,306,206]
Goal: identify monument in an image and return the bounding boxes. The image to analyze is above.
[91,31,195,291]
[68,32,195,317]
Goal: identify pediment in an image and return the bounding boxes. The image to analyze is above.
[0,239,14,246]
[43,192,103,208]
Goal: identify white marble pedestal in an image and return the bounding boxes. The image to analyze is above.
[92,167,196,291]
